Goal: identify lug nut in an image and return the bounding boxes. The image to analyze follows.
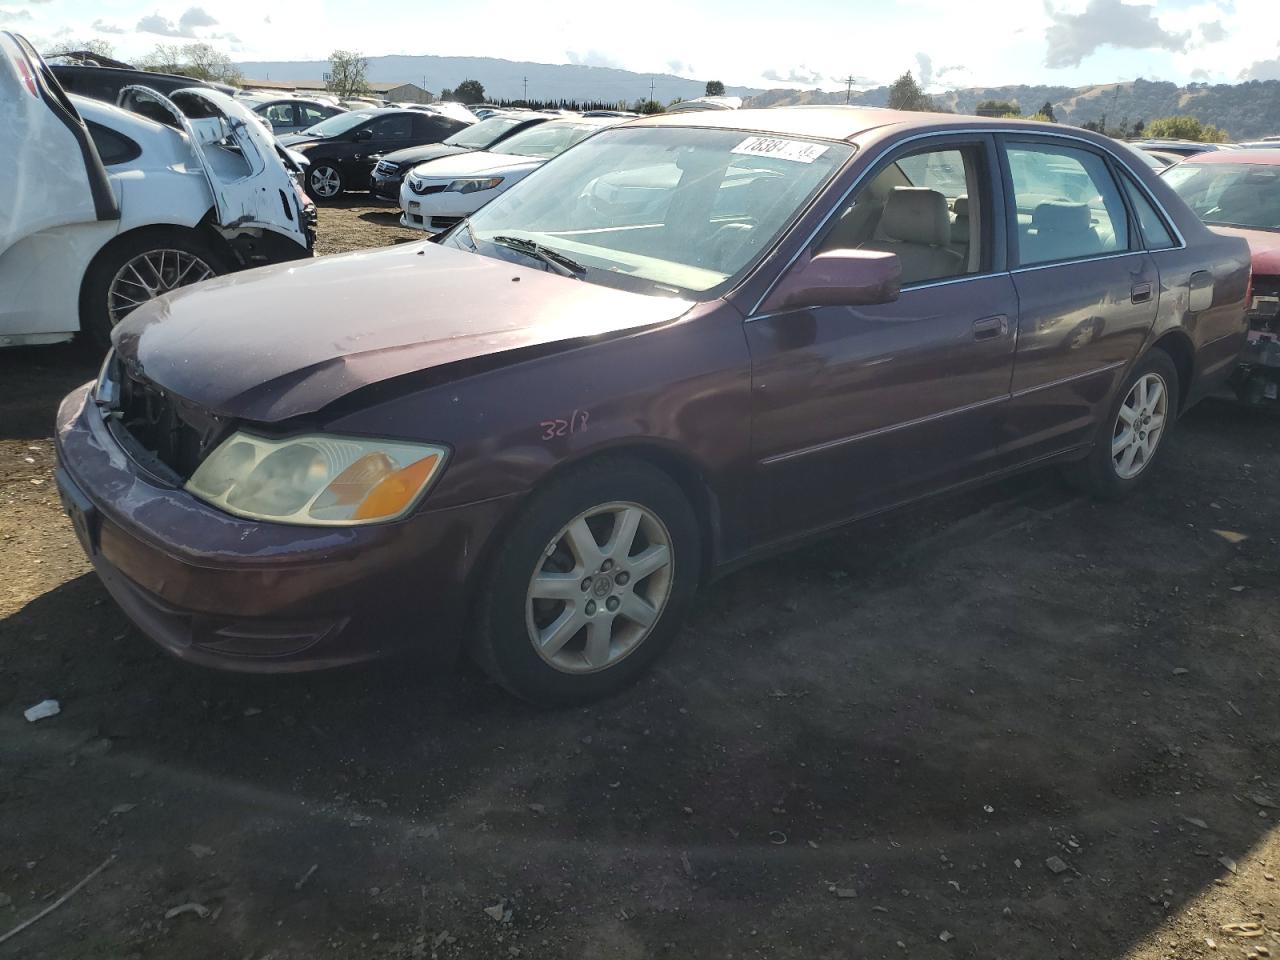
[585,600,597,616]
[606,596,620,612]
[581,578,593,592]
[616,572,630,586]
[601,559,614,572]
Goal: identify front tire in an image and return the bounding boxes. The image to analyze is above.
[1065,348,1179,499]
[306,162,344,201]
[473,458,700,706]
[81,230,225,352]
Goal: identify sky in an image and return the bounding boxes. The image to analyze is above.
[3,0,1279,89]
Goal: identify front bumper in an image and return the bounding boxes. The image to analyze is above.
[369,169,403,202]
[54,383,515,672]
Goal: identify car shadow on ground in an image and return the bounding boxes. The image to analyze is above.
[0,344,97,441]
[2,396,1279,957]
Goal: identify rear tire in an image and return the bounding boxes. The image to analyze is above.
[80,229,226,352]
[472,458,700,706]
[1064,348,1180,500]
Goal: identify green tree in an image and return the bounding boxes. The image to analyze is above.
[1039,100,1056,122]
[44,39,115,60]
[634,99,665,114]
[976,99,1019,117]
[1145,114,1228,142]
[326,50,369,99]
[137,43,241,84]
[705,80,725,96]
[887,71,933,111]
[453,79,486,104]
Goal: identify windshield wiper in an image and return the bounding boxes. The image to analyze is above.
[491,235,586,278]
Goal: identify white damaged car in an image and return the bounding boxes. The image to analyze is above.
[399,116,620,235]
[0,32,314,349]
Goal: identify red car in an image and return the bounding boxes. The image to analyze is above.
[55,108,1251,704]
[1163,150,1280,403]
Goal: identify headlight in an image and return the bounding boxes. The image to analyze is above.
[94,348,119,406]
[186,432,448,526]
[446,177,504,194]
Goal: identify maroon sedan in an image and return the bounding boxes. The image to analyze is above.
[1162,149,1280,404]
[56,108,1251,704]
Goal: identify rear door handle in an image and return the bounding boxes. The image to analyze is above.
[1131,282,1153,304]
[972,315,1009,341]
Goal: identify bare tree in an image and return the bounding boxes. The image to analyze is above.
[43,39,116,60]
[137,43,242,84]
[327,50,369,99]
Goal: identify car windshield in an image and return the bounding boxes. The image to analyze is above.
[301,111,374,138]
[449,125,853,298]
[489,121,602,159]
[444,115,528,150]
[1162,162,1280,232]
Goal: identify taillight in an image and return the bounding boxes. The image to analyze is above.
[3,40,38,97]
[1244,265,1254,316]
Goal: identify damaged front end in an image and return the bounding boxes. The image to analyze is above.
[1231,275,1280,405]
[118,84,315,267]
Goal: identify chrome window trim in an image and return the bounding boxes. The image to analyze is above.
[746,268,1010,323]
[1009,360,1126,399]
[1009,249,1148,275]
[750,126,1187,317]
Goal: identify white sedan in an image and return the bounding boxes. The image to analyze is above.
[399,116,620,234]
[1,32,312,349]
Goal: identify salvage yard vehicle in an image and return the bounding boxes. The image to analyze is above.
[242,96,345,135]
[399,115,620,234]
[1163,149,1280,404]
[369,112,553,202]
[278,107,470,201]
[1,33,314,349]
[55,107,1250,704]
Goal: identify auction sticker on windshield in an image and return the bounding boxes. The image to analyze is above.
[731,136,830,164]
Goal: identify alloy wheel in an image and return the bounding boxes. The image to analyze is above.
[107,249,215,327]
[1112,372,1168,480]
[525,501,675,674]
[309,165,341,198]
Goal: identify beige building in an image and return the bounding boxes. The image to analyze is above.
[241,79,434,104]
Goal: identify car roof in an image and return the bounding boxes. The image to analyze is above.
[1181,149,1280,165]
[626,105,1085,144]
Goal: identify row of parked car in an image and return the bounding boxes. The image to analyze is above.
[5,32,1278,704]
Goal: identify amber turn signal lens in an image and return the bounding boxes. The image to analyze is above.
[352,454,441,521]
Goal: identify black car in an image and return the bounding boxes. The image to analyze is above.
[278,108,470,201]
[369,113,554,202]
[51,62,220,104]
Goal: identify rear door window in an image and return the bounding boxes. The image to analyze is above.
[1003,142,1129,266]
[264,103,296,127]
[370,114,413,140]
[1120,173,1176,250]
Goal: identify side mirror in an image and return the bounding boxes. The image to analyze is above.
[353,128,373,142]
[761,249,901,313]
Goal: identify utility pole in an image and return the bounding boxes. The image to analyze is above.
[843,75,857,104]
[649,77,655,103]
[522,76,528,101]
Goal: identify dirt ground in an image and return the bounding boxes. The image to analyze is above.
[3,200,1280,960]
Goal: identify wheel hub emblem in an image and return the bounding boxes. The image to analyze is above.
[592,577,612,598]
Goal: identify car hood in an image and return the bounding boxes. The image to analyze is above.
[276,132,326,148]
[381,143,467,166]
[111,241,693,423]
[412,150,541,178]
[1212,226,1280,276]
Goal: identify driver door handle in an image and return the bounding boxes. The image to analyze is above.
[972,315,1009,341]
[1131,282,1153,304]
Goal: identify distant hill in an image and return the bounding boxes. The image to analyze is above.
[234,53,766,105]
[751,77,1280,140]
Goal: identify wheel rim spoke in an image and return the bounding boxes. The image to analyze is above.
[565,517,605,572]
[628,543,671,582]
[1112,428,1133,457]
[1118,444,1139,475]
[1146,379,1164,414]
[530,573,583,601]
[618,592,657,628]
[108,249,214,326]
[605,506,642,561]
[583,619,614,668]
[1117,404,1137,425]
[539,607,584,657]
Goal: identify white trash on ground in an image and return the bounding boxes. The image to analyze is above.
[23,699,60,722]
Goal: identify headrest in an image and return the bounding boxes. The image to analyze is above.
[881,188,951,246]
[1032,201,1091,234]
[952,196,969,217]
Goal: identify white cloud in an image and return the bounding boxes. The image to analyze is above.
[0,9,32,22]
[136,6,218,38]
[1044,0,1190,68]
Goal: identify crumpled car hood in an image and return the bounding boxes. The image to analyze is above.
[111,240,692,423]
